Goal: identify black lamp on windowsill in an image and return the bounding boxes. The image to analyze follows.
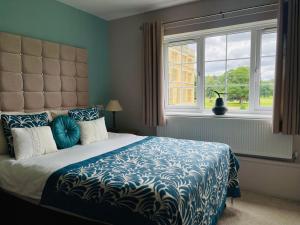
[106,100,123,132]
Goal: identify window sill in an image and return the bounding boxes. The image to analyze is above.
[165,111,272,120]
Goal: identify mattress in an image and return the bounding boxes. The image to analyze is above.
[0,132,144,201]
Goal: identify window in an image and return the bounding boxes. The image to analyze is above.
[168,43,197,106]
[164,20,277,114]
[205,32,251,110]
[258,30,277,109]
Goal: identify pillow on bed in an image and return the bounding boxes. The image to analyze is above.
[11,126,57,160]
[1,112,49,157]
[51,115,80,149]
[78,117,108,145]
[0,111,51,155]
[68,107,100,122]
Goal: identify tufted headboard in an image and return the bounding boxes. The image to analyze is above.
[0,32,88,112]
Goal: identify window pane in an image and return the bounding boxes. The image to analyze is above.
[169,87,180,105]
[261,32,277,56]
[167,43,197,106]
[227,59,250,73]
[169,86,197,105]
[182,87,196,105]
[205,35,226,61]
[226,59,250,110]
[205,86,225,109]
[259,31,276,108]
[182,64,197,84]
[227,84,249,110]
[205,60,225,78]
[260,56,275,107]
[259,84,274,107]
[168,46,181,63]
[205,32,251,111]
[205,61,225,97]
[227,32,251,59]
[168,64,181,82]
[261,56,275,81]
[182,43,197,63]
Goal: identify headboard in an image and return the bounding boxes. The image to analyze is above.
[0,32,88,112]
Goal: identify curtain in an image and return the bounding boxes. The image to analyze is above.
[273,0,300,135]
[142,21,165,127]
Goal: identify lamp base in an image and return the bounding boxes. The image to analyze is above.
[110,111,119,133]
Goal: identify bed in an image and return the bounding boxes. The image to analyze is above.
[0,31,240,225]
[0,132,240,225]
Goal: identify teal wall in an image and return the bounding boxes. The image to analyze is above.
[0,0,109,105]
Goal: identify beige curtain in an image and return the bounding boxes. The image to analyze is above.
[142,21,165,127]
[273,0,300,135]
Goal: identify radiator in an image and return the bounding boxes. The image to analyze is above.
[157,116,293,159]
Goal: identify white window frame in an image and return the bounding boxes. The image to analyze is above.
[253,27,277,112]
[163,19,277,115]
[164,39,200,112]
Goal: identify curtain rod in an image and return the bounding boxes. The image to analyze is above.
[165,9,277,31]
[162,3,278,26]
[140,2,278,30]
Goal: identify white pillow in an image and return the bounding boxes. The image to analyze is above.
[0,110,52,155]
[11,126,58,160]
[78,117,108,145]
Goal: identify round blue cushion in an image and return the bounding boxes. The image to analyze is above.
[51,115,80,149]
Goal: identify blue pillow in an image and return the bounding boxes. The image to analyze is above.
[68,107,100,121]
[1,112,49,156]
[51,115,80,149]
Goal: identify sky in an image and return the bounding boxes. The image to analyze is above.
[204,31,277,81]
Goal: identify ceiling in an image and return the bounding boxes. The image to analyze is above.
[57,0,198,20]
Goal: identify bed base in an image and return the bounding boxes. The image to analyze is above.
[0,189,105,225]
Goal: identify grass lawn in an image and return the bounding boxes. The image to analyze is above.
[205,97,273,110]
[259,97,273,107]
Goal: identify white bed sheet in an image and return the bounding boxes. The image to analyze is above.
[0,132,145,202]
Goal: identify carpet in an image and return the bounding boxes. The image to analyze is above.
[218,191,300,225]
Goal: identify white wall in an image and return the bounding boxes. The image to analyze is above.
[109,0,300,202]
[109,0,278,135]
[239,157,300,201]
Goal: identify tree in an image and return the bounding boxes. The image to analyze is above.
[205,75,225,98]
[205,66,274,108]
[260,81,274,98]
[206,66,249,104]
[226,66,250,104]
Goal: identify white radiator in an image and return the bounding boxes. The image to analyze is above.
[157,116,293,159]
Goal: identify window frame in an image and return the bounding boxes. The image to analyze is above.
[163,19,277,114]
[253,27,277,112]
[164,39,200,112]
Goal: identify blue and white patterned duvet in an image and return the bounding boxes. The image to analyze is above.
[41,136,240,225]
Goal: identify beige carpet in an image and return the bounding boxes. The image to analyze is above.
[218,191,300,225]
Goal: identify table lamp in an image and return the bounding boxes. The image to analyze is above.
[106,100,123,132]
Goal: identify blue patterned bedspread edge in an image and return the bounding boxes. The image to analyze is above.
[41,136,240,225]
